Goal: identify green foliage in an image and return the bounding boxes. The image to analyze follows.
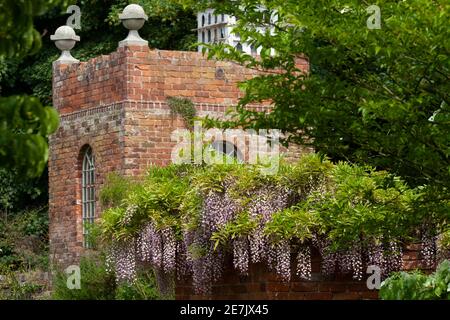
[167,96,197,128]
[0,268,45,300]
[0,1,67,177]
[0,56,20,92]
[0,207,49,272]
[19,49,60,106]
[309,163,423,249]
[100,173,136,208]
[380,260,450,300]
[115,270,160,300]
[0,169,21,218]
[52,252,162,300]
[0,168,46,218]
[440,229,450,249]
[187,0,450,192]
[264,206,321,244]
[52,253,116,300]
[274,152,333,197]
[211,211,258,250]
[99,154,448,254]
[0,0,68,58]
[0,95,59,177]
[99,165,192,241]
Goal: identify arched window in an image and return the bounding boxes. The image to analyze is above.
[214,15,218,24]
[202,31,205,43]
[207,30,211,42]
[202,15,205,27]
[220,28,225,39]
[221,14,225,22]
[235,42,243,52]
[81,146,95,248]
[208,13,211,25]
[214,29,217,42]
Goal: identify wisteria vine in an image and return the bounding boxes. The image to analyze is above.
[101,157,449,295]
[105,186,433,294]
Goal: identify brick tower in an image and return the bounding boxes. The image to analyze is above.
[48,14,309,266]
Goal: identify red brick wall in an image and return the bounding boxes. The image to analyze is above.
[49,44,428,301]
[48,104,125,266]
[176,245,427,300]
[52,45,309,112]
[49,44,309,267]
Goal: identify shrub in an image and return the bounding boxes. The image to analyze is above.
[0,268,44,300]
[52,253,116,300]
[100,173,136,208]
[0,168,48,218]
[380,260,450,300]
[167,96,196,128]
[0,207,49,271]
[115,270,161,300]
[52,253,162,300]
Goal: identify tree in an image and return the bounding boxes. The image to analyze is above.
[182,0,450,191]
[0,0,67,177]
[0,168,45,222]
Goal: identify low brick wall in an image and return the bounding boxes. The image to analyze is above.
[176,245,426,300]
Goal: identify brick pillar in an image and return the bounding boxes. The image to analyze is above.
[49,46,143,267]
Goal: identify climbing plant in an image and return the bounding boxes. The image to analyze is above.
[167,96,197,128]
[98,154,449,294]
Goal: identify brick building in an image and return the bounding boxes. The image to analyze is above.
[49,39,309,268]
[48,6,427,300]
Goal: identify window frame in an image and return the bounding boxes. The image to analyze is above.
[81,146,95,248]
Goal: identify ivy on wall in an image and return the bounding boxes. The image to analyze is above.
[167,96,197,128]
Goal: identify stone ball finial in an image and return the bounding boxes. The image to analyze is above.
[118,4,148,47]
[119,4,148,21]
[50,25,80,63]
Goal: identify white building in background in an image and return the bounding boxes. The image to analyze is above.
[196,8,268,55]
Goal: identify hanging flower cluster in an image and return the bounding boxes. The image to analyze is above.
[421,232,438,268]
[183,189,239,293]
[105,239,136,283]
[296,246,311,280]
